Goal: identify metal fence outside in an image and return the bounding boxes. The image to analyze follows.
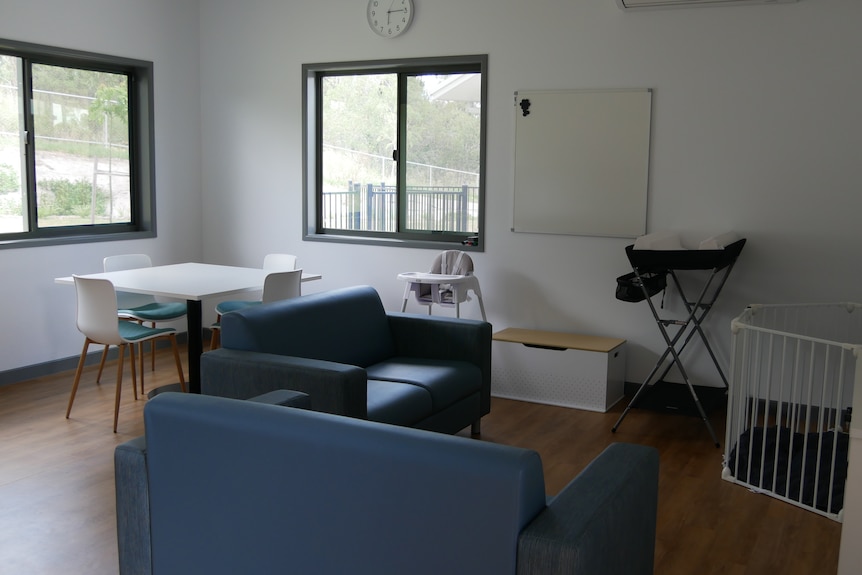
[322,182,479,233]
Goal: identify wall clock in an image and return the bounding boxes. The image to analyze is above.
[367,0,414,38]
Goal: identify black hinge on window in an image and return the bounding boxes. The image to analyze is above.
[392,149,399,162]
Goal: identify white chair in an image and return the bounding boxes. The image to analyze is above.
[209,268,303,350]
[398,250,487,320]
[65,276,186,432]
[98,254,187,390]
[261,253,297,271]
[214,254,298,315]
[208,254,299,350]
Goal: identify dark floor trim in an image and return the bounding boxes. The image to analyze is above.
[0,333,189,388]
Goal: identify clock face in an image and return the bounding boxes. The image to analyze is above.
[367,0,413,38]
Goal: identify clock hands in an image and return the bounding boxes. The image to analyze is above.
[368,0,411,37]
[387,6,407,25]
[387,0,406,24]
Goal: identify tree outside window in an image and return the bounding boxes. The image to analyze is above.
[304,55,486,249]
[0,39,155,248]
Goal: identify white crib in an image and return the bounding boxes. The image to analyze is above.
[722,303,862,521]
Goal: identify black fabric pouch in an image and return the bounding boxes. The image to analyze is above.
[615,271,667,302]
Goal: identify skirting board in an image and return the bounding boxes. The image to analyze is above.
[0,332,190,388]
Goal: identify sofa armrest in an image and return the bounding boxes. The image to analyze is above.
[387,312,492,415]
[200,348,368,418]
[517,443,659,575]
[115,436,151,575]
[246,389,311,409]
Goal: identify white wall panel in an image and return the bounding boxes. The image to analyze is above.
[3,0,862,392]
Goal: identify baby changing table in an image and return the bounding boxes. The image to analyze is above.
[611,236,746,446]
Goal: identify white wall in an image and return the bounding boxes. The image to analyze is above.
[0,0,202,374]
[2,0,861,390]
[198,0,862,387]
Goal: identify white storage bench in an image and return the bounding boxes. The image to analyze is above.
[492,328,626,412]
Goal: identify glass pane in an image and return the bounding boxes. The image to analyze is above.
[0,55,27,234]
[31,64,131,228]
[404,73,481,234]
[320,73,397,232]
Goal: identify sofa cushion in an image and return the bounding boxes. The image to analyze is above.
[367,358,482,410]
[221,285,396,368]
[366,379,433,426]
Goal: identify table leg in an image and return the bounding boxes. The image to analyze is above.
[147,299,203,398]
[186,299,203,394]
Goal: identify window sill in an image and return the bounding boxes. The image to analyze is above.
[302,232,482,252]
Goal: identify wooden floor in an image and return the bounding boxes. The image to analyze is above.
[0,347,843,574]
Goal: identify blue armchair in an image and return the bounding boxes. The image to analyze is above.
[200,285,491,435]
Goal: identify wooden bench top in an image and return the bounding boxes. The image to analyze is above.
[492,328,625,353]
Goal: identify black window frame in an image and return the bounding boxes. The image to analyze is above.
[302,54,487,251]
[0,38,156,250]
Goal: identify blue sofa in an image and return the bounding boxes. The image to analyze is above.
[200,284,491,435]
[115,393,660,575]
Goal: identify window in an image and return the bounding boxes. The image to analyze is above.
[0,38,155,248]
[303,55,486,249]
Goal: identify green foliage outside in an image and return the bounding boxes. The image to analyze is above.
[0,56,131,151]
[0,56,129,227]
[321,74,480,190]
[0,163,22,218]
[405,79,481,175]
[37,178,109,218]
[0,165,109,221]
[0,163,17,194]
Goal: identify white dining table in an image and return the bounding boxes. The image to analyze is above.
[55,263,322,394]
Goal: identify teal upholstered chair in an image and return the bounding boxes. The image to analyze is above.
[96,254,187,393]
[66,276,185,432]
[209,254,299,349]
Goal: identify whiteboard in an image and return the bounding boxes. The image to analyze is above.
[513,89,652,238]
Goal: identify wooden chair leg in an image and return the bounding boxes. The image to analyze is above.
[150,321,157,372]
[138,341,146,395]
[210,314,221,350]
[129,343,138,402]
[113,343,126,433]
[95,345,109,383]
[169,334,187,392]
[66,339,92,419]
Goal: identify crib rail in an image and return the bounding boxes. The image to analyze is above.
[723,302,862,521]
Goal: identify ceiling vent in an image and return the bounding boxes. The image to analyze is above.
[616,0,798,10]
